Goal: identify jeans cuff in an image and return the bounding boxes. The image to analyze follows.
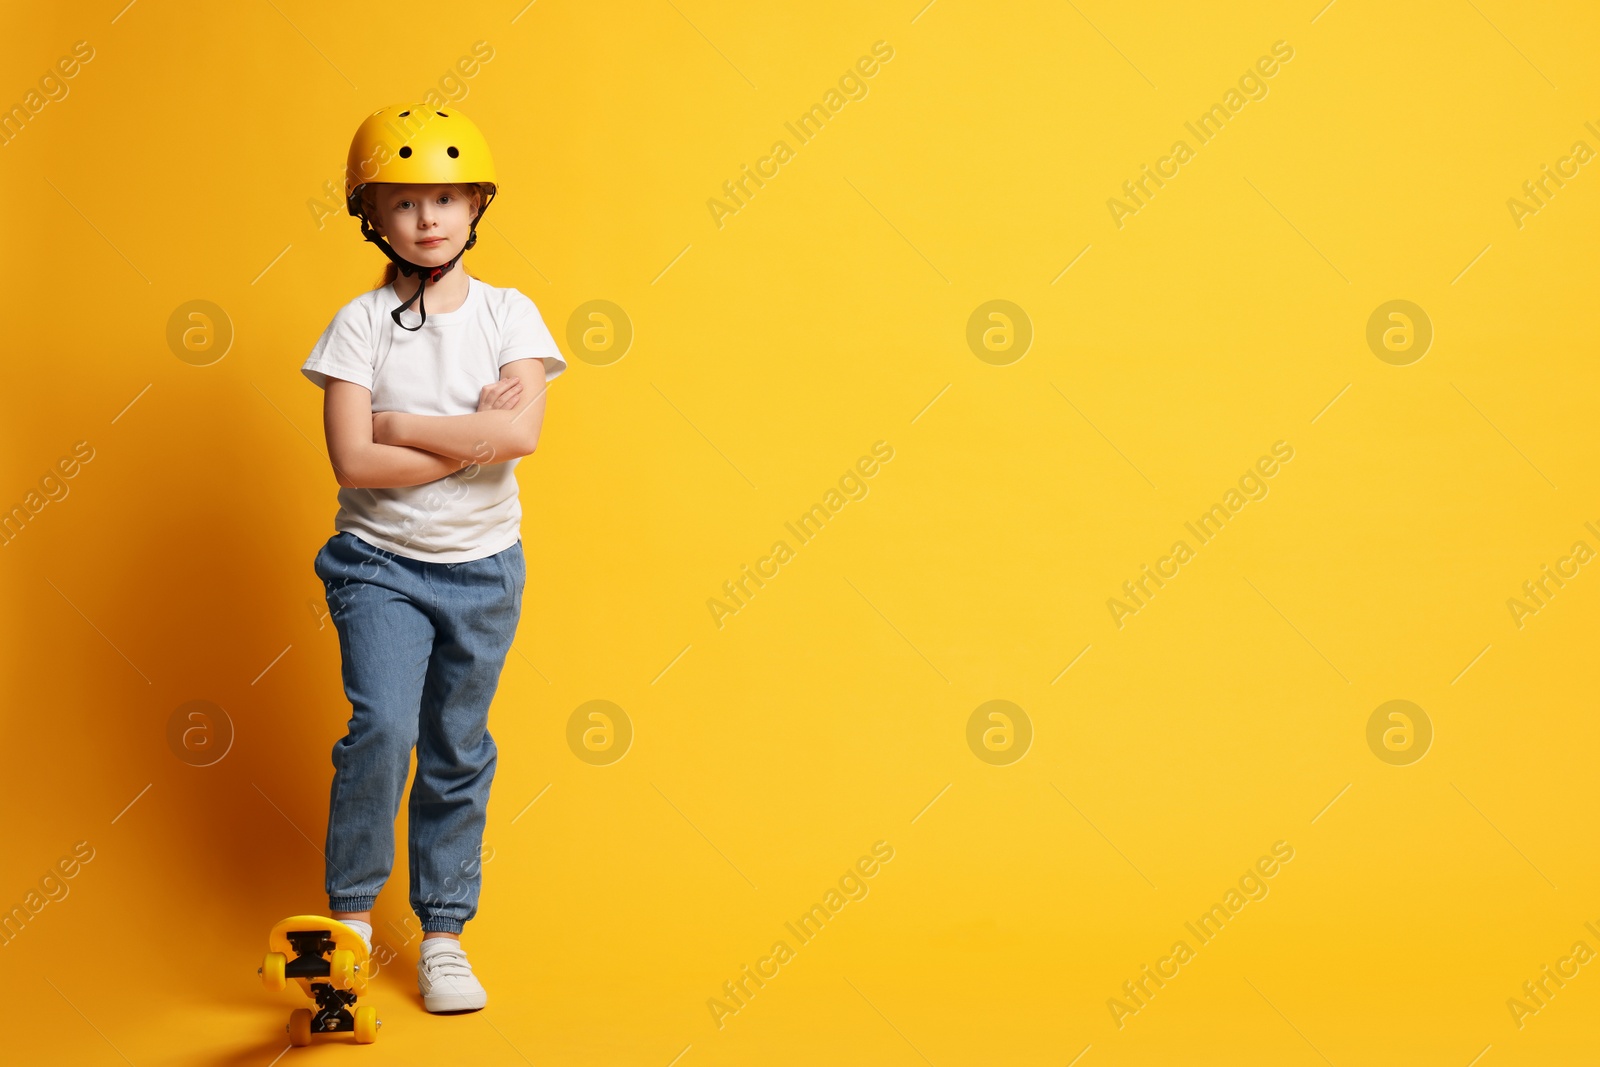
[329,895,378,912]
[418,916,465,934]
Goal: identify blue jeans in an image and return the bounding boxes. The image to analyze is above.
[313,531,524,934]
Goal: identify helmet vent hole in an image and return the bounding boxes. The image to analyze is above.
[399,110,411,117]
[398,146,413,158]
[436,111,448,117]
[447,146,459,158]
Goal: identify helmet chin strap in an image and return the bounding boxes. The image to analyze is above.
[355,190,495,331]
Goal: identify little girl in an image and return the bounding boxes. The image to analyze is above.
[300,103,565,1012]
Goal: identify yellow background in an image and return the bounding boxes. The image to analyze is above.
[3,1,1598,1064]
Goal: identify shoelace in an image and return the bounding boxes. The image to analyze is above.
[421,947,476,982]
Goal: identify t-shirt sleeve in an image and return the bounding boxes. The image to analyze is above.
[499,290,567,383]
[301,305,374,391]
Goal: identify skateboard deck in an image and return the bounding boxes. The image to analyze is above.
[260,914,381,1045]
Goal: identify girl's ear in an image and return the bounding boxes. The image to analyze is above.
[361,188,383,232]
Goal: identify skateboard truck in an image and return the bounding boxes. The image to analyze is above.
[261,916,381,1045]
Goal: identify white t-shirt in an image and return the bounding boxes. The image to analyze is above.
[301,274,566,563]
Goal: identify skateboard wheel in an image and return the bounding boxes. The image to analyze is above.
[260,952,287,993]
[330,948,357,989]
[353,1004,379,1044]
[287,1008,313,1047]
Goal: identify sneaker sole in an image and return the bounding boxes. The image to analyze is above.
[423,990,487,1012]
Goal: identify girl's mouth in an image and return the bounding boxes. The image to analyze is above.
[418,238,447,247]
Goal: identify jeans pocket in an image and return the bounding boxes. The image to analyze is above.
[313,538,334,582]
[316,535,372,619]
[498,542,524,618]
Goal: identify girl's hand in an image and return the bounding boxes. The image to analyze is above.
[478,375,523,412]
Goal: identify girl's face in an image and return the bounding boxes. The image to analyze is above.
[371,183,480,268]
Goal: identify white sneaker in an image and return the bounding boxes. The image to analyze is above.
[417,941,487,1012]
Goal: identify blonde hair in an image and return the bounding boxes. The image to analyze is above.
[361,182,489,289]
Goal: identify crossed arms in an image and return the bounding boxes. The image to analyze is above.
[322,358,549,490]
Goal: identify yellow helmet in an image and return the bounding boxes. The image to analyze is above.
[343,103,498,330]
[344,103,497,211]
